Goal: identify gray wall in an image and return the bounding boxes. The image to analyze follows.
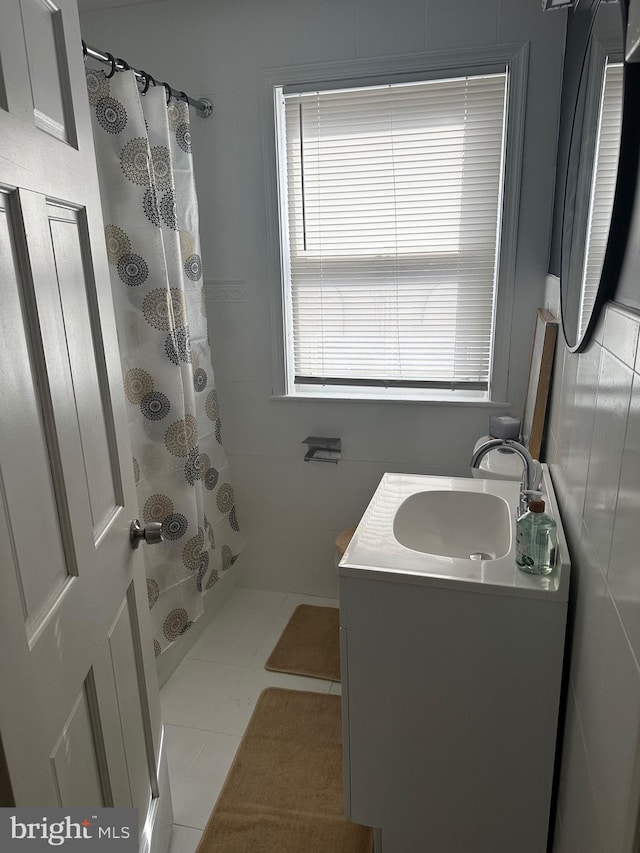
[80,0,567,597]
[545,283,640,851]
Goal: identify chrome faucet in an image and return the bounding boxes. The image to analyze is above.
[470,438,541,518]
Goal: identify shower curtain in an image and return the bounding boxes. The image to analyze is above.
[86,66,244,655]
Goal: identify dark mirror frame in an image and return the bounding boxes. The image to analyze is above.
[560,0,640,352]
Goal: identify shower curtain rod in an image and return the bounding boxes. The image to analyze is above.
[83,41,213,118]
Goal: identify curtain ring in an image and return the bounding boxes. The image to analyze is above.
[117,57,130,71]
[104,52,117,78]
[162,82,172,105]
[140,71,151,95]
[179,91,188,104]
[82,40,87,62]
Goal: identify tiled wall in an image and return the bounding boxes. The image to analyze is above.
[545,284,640,851]
[80,0,566,597]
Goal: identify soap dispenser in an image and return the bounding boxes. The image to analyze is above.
[516,498,557,576]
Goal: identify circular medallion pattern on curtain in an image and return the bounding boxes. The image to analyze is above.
[96,96,128,134]
[87,68,245,657]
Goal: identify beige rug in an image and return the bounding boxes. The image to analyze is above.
[196,688,372,853]
[265,604,341,682]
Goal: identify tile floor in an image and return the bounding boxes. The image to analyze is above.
[163,587,341,853]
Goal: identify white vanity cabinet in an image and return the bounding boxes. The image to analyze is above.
[338,472,570,853]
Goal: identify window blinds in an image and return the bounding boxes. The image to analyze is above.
[279,72,509,391]
[578,62,623,338]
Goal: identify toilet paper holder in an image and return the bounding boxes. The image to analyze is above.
[302,436,341,464]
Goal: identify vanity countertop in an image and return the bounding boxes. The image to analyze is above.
[339,466,570,602]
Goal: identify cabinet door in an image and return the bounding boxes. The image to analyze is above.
[341,575,565,853]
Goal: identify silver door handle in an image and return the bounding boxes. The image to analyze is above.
[130,519,164,549]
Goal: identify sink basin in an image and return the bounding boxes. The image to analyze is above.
[393,489,511,560]
[339,471,569,600]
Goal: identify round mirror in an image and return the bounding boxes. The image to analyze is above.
[560,0,629,351]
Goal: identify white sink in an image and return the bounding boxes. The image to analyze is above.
[339,468,570,601]
[393,489,511,560]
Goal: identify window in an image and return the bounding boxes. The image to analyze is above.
[272,54,525,401]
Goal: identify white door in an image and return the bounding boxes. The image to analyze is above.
[0,1,172,850]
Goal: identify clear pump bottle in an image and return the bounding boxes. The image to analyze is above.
[515,498,556,576]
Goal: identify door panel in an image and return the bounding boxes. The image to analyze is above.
[109,590,156,818]
[19,0,76,144]
[47,202,121,539]
[50,685,107,808]
[91,640,134,810]
[0,1,33,121]
[0,191,72,628]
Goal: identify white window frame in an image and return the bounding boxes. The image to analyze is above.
[261,45,529,403]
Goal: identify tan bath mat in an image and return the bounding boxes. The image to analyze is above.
[265,604,340,682]
[196,687,372,853]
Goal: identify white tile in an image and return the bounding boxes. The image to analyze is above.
[213,383,321,459]
[554,688,603,853]
[583,348,632,576]
[187,605,276,667]
[586,596,640,852]
[172,731,242,830]
[167,825,203,853]
[164,725,208,791]
[570,524,607,735]
[556,348,578,465]
[305,459,387,532]
[225,586,287,616]
[211,667,332,737]
[157,570,238,689]
[204,288,273,386]
[229,453,311,532]
[309,530,342,599]
[609,374,640,663]
[602,304,640,369]
[234,524,317,593]
[251,627,283,670]
[339,402,489,468]
[562,483,586,560]
[235,523,343,597]
[565,342,600,534]
[329,681,342,695]
[160,659,246,730]
[549,456,567,518]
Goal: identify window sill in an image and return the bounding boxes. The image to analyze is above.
[270,391,511,408]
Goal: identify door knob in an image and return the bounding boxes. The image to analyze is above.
[130,519,164,549]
